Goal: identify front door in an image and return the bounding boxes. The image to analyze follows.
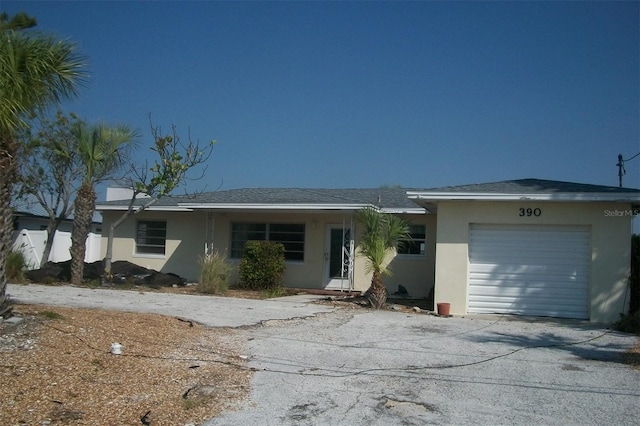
[324,224,353,290]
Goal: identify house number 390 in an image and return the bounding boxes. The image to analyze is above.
[519,208,541,217]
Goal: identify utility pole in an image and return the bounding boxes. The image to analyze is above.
[617,154,625,187]
[617,152,640,188]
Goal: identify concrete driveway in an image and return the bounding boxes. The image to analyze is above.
[7,283,334,327]
[8,284,640,425]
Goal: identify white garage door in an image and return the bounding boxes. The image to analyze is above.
[468,224,590,319]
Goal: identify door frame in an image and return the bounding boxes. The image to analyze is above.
[323,223,354,290]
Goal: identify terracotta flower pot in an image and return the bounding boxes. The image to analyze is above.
[437,302,451,317]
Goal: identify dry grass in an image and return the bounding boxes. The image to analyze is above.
[0,304,251,425]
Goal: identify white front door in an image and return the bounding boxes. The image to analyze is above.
[324,224,353,290]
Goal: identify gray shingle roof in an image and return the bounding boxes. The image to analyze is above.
[97,179,640,212]
[97,187,421,210]
[418,178,640,194]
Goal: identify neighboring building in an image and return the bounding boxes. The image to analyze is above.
[12,208,102,234]
[97,179,640,323]
[11,208,102,267]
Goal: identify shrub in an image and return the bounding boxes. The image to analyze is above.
[197,250,232,294]
[238,241,286,290]
[6,250,27,282]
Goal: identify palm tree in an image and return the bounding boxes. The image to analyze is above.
[355,207,410,309]
[68,122,137,285]
[0,13,85,311]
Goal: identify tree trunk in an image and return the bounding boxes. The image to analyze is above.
[103,222,116,280]
[104,197,157,280]
[0,135,18,312]
[40,218,63,268]
[70,184,96,285]
[367,271,388,309]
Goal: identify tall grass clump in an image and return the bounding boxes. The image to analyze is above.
[197,250,232,294]
[6,250,28,282]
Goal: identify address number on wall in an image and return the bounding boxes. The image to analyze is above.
[519,207,542,217]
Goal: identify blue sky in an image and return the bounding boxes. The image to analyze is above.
[2,1,639,193]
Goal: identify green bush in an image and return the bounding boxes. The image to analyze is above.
[238,241,286,290]
[5,250,27,282]
[198,250,232,294]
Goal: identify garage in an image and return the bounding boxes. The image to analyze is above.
[407,179,638,323]
[468,224,590,319]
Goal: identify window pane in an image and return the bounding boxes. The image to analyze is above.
[231,223,267,258]
[136,221,167,255]
[231,223,305,261]
[269,224,305,261]
[398,225,426,256]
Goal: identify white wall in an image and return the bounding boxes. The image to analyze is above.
[11,229,102,269]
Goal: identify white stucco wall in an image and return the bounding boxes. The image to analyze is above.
[102,210,208,281]
[101,209,436,297]
[433,201,634,323]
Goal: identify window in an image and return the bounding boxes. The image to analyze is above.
[398,225,426,256]
[136,220,167,255]
[231,222,305,261]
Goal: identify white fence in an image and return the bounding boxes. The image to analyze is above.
[11,229,102,270]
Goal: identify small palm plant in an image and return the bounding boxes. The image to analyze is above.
[355,207,410,309]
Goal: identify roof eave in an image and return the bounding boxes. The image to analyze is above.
[96,205,194,212]
[406,192,640,202]
[380,208,426,214]
[178,203,373,210]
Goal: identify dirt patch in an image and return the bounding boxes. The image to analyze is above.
[0,304,251,425]
[316,294,434,313]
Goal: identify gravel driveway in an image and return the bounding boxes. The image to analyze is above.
[8,284,640,425]
[205,310,640,425]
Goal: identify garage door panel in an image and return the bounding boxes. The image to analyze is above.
[469,287,588,301]
[468,225,590,319]
[468,301,587,318]
[469,280,588,292]
[470,263,588,275]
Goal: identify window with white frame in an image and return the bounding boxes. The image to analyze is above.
[136,220,167,255]
[231,222,305,261]
[397,224,426,256]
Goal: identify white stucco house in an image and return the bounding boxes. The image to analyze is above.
[96,179,640,323]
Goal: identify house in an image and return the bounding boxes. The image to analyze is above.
[96,179,640,323]
[98,187,433,297]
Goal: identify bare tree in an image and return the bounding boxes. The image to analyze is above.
[14,112,83,266]
[102,120,215,280]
